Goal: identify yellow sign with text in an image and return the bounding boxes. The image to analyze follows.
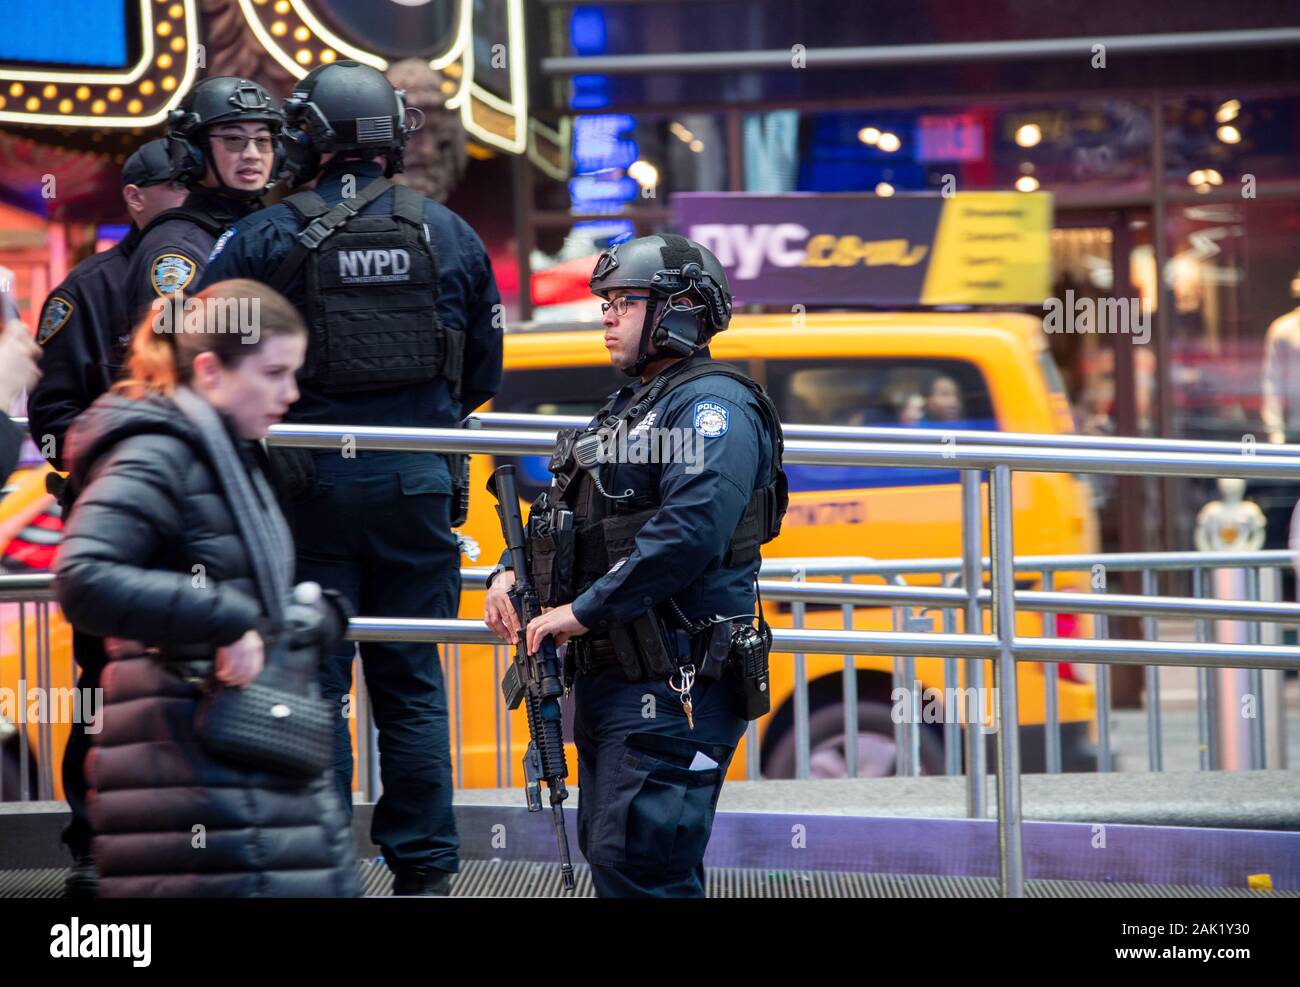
[920,192,1052,305]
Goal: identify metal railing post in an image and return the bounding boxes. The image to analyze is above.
[1212,565,1255,770]
[941,596,962,776]
[1260,566,1288,770]
[354,653,373,801]
[37,602,53,801]
[1245,568,1266,770]
[1042,569,1061,774]
[493,643,504,787]
[841,575,859,779]
[1192,568,1216,771]
[989,465,1024,897]
[793,567,811,780]
[18,604,30,801]
[961,470,988,818]
[454,644,465,788]
[1141,569,1163,771]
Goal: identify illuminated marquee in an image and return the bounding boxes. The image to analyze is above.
[0,0,202,128]
[0,0,562,165]
[238,0,530,155]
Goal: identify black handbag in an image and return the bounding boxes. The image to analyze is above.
[194,675,334,780]
[194,586,349,780]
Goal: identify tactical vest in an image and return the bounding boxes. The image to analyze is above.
[270,176,462,395]
[529,358,788,617]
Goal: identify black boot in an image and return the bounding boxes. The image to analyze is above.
[64,854,98,899]
[391,866,453,896]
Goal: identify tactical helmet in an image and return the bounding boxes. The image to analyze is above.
[589,233,733,376]
[166,76,284,196]
[282,61,415,186]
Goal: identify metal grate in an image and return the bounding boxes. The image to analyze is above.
[4,861,1295,899]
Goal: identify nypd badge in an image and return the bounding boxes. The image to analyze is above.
[37,295,74,345]
[693,401,729,438]
[151,253,197,297]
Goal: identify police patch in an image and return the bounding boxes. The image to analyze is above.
[151,253,196,298]
[693,401,728,438]
[208,227,236,262]
[37,295,74,344]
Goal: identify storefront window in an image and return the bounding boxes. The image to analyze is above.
[794,100,1152,196]
[1163,93,1300,193]
[1165,198,1300,550]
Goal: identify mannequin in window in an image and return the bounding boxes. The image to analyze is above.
[1260,268,1300,445]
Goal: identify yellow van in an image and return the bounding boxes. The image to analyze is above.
[1,310,1099,800]
[455,310,1101,782]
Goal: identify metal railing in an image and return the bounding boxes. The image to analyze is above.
[4,418,1300,896]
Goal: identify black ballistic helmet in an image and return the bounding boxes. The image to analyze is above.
[589,233,733,376]
[282,61,414,186]
[166,76,284,196]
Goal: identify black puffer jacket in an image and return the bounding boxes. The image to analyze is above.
[56,394,359,897]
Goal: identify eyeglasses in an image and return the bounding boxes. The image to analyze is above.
[210,134,276,154]
[600,294,651,317]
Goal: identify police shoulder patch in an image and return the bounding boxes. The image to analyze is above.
[151,253,197,298]
[207,227,237,262]
[37,295,74,344]
[693,400,729,438]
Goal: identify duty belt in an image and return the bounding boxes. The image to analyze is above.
[571,635,620,674]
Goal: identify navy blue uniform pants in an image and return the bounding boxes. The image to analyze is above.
[573,665,746,897]
[291,451,461,875]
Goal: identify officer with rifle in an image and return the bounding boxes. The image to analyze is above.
[484,234,787,897]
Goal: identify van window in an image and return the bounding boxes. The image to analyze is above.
[758,357,999,491]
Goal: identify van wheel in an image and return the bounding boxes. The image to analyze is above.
[763,701,946,778]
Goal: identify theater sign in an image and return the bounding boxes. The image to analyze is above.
[0,0,564,167]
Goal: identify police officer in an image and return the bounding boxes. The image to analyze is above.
[484,235,787,898]
[29,139,187,469]
[197,61,503,895]
[124,76,283,323]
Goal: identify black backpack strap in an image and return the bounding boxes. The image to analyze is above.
[267,176,393,293]
[391,184,426,226]
[281,189,330,221]
[140,204,230,239]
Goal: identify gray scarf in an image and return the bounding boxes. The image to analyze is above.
[172,386,294,627]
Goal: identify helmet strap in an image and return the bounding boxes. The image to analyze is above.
[623,297,663,378]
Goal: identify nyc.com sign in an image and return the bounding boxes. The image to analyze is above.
[672,192,1051,307]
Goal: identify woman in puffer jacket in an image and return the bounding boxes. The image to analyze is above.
[55,279,359,897]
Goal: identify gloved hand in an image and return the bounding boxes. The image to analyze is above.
[316,587,354,655]
[285,581,353,655]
